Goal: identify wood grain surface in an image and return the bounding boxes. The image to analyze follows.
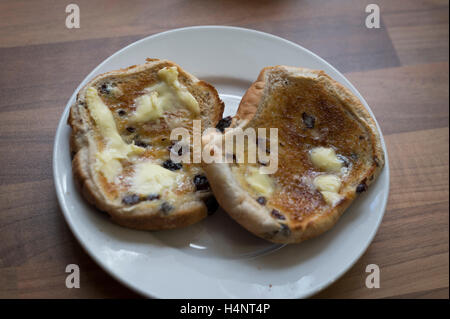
[0,0,448,299]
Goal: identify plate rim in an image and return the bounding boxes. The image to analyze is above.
[53,25,390,299]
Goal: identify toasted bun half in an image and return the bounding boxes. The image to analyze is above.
[203,66,384,243]
[69,59,224,230]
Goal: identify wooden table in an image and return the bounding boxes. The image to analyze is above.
[0,0,448,299]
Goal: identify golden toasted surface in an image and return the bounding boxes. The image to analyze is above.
[244,75,376,220]
[69,59,224,230]
[90,67,202,201]
[205,66,384,243]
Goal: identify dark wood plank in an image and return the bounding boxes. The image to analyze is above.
[0,179,140,298]
[346,62,449,135]
[385,6,449,66]
[0,0,401,73]
[316,127,449,298]
[389,287,449,299]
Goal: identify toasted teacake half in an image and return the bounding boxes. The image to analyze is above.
[203,66,385,243]
[69,59,224,230]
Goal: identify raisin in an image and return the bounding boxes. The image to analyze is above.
[302,112,315,129]
[162,159,182,171]
[99,83,111,95]
[203,196,219,215]
[356,182,368,193]
[338,155,350,167]
[280,223,291,236]
[271,209,285,220]
[160,202,173,214]
[256,196,267,205]
[373,155,380,167]
[126,127,136,133]
[122,194,141,205]
[193,174,210,191]
[134,140,148,148]
[215,116,232,132]
[146,194,160,201]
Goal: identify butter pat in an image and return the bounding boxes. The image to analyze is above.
[310,147,343,172]
[95,152,123,183]
[86,87,144,182]
[313,174,341,192]
[313,174,342,206]
[109,85,123,97]
[320,191,342,206]
[131,162,177,195]
[133,91,163,122]
[131,66,199,123]
[158,67,199,115]
[245,166,274,196]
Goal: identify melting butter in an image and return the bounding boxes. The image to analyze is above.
[131,66,199,123]
[313,174,341,192]
[133,91,163,122]
[86,87,144,182]
[320,191,342,206]
[310,147,343,172]
[313,174,343,206]
[245,166,274,196]
[130,162,177,195]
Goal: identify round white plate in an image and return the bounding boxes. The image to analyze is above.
[53,26,389,299]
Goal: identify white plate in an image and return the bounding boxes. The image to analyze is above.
[53,26,389,299]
